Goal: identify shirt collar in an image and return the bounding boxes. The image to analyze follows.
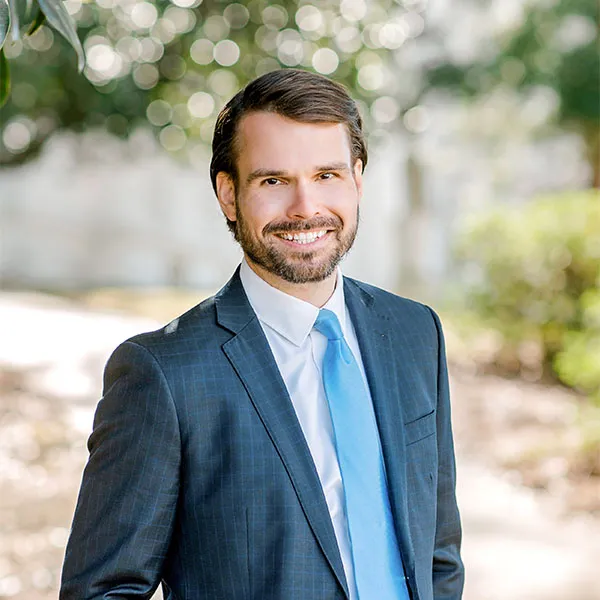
[240,258,347,347]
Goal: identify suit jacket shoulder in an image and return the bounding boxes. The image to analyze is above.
[343,276,439,339]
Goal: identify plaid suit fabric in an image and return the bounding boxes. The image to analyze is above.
[60,269,463,599]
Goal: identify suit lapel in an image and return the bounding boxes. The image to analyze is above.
[343,278,417,579]
[215,269,349,597]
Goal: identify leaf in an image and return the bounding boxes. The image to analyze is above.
[0,0,9,50]
[18,0,37,25]
[25,0,34,21]
[27,7,45,35]
[0,47,10,107]
[36,0,84,71]
[7,0,18,42]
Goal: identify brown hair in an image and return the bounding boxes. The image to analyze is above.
[210,69,368,206]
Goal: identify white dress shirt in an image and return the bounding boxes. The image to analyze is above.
[240,259,372,600]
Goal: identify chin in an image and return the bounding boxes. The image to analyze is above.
[270,255,340,285]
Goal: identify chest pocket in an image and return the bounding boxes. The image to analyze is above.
[404,409,436,446]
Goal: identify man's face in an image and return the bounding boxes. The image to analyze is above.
[216,111,363,286]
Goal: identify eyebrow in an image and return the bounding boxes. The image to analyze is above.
[246,163,351,185]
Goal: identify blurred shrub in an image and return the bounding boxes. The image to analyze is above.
[458,189,600,400]
[554,289,600,401]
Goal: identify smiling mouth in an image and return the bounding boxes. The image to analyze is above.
[275,230,329,244]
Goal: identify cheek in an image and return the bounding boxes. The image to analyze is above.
[249,186,299,214]
[327,188,359,219]
[238,193,280,230]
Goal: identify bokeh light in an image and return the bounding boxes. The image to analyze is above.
[403,105,430,133]
[85,41,124,83]
[25,26,55,52]
[340,0,367,23]
[190,38,215,65]
[277,29,304,66]
[357,63,385,91]
[223,3,250,29]
[371,96,399,124]
[187,92,215,119]
[152,18,177,44]
[296,5,324,33]
[379,21,408,49]
[207,69,239,98]
[163,7,197,34]
[133,63,159,89]
[160,55,187,80]
[2,0,594,199]
[2,119,36,154]
[312,47,339,74]
[262,5,288,31]
[130,2,158,30]
[159,124,187,151]
[171,0,201,8]
[203,15,231,42]
[214,40,241,67]
[146,99,173,126]
[335,26,362,53]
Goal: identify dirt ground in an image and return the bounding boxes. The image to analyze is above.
[1,291,599,599]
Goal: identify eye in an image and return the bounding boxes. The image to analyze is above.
[319,172,336,180]
[262,178,281,186]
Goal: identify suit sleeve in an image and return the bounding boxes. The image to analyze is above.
[60,341,181,599]
[428,308,465,599]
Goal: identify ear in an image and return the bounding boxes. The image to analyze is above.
[216,172,237,223]
[353,159,364,200]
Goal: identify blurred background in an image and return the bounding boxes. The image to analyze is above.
[0,0,599,598]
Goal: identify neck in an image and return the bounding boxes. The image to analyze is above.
[245,258,337,308]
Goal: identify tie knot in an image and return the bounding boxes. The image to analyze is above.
[314,309,343,341]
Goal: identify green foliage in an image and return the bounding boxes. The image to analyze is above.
[554,289,600,402]
[2,0,596,175]
[36,0,83,68]
[458,190,600,398]
[0,47,8,103]
[0,0,83,107]
[0,0,9,46]
[0,0,428,163]
[427,0,600,186]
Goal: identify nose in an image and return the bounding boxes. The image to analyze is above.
[286,179,320,220]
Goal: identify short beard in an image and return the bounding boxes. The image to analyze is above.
[233,209,359,284]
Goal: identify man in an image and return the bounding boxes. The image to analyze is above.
[61,69,463,599]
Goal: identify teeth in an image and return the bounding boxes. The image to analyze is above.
[280,230,327,244]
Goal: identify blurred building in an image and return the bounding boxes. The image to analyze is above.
[0,127,410,292]
[0,113,588,294]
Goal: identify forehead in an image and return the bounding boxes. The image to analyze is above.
[235,112,352,172]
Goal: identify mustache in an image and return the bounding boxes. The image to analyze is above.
[263,216,342,235]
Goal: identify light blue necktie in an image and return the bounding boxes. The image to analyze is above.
[314,309,409,600]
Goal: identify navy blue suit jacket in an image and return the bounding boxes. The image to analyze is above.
[60,268,464,599]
